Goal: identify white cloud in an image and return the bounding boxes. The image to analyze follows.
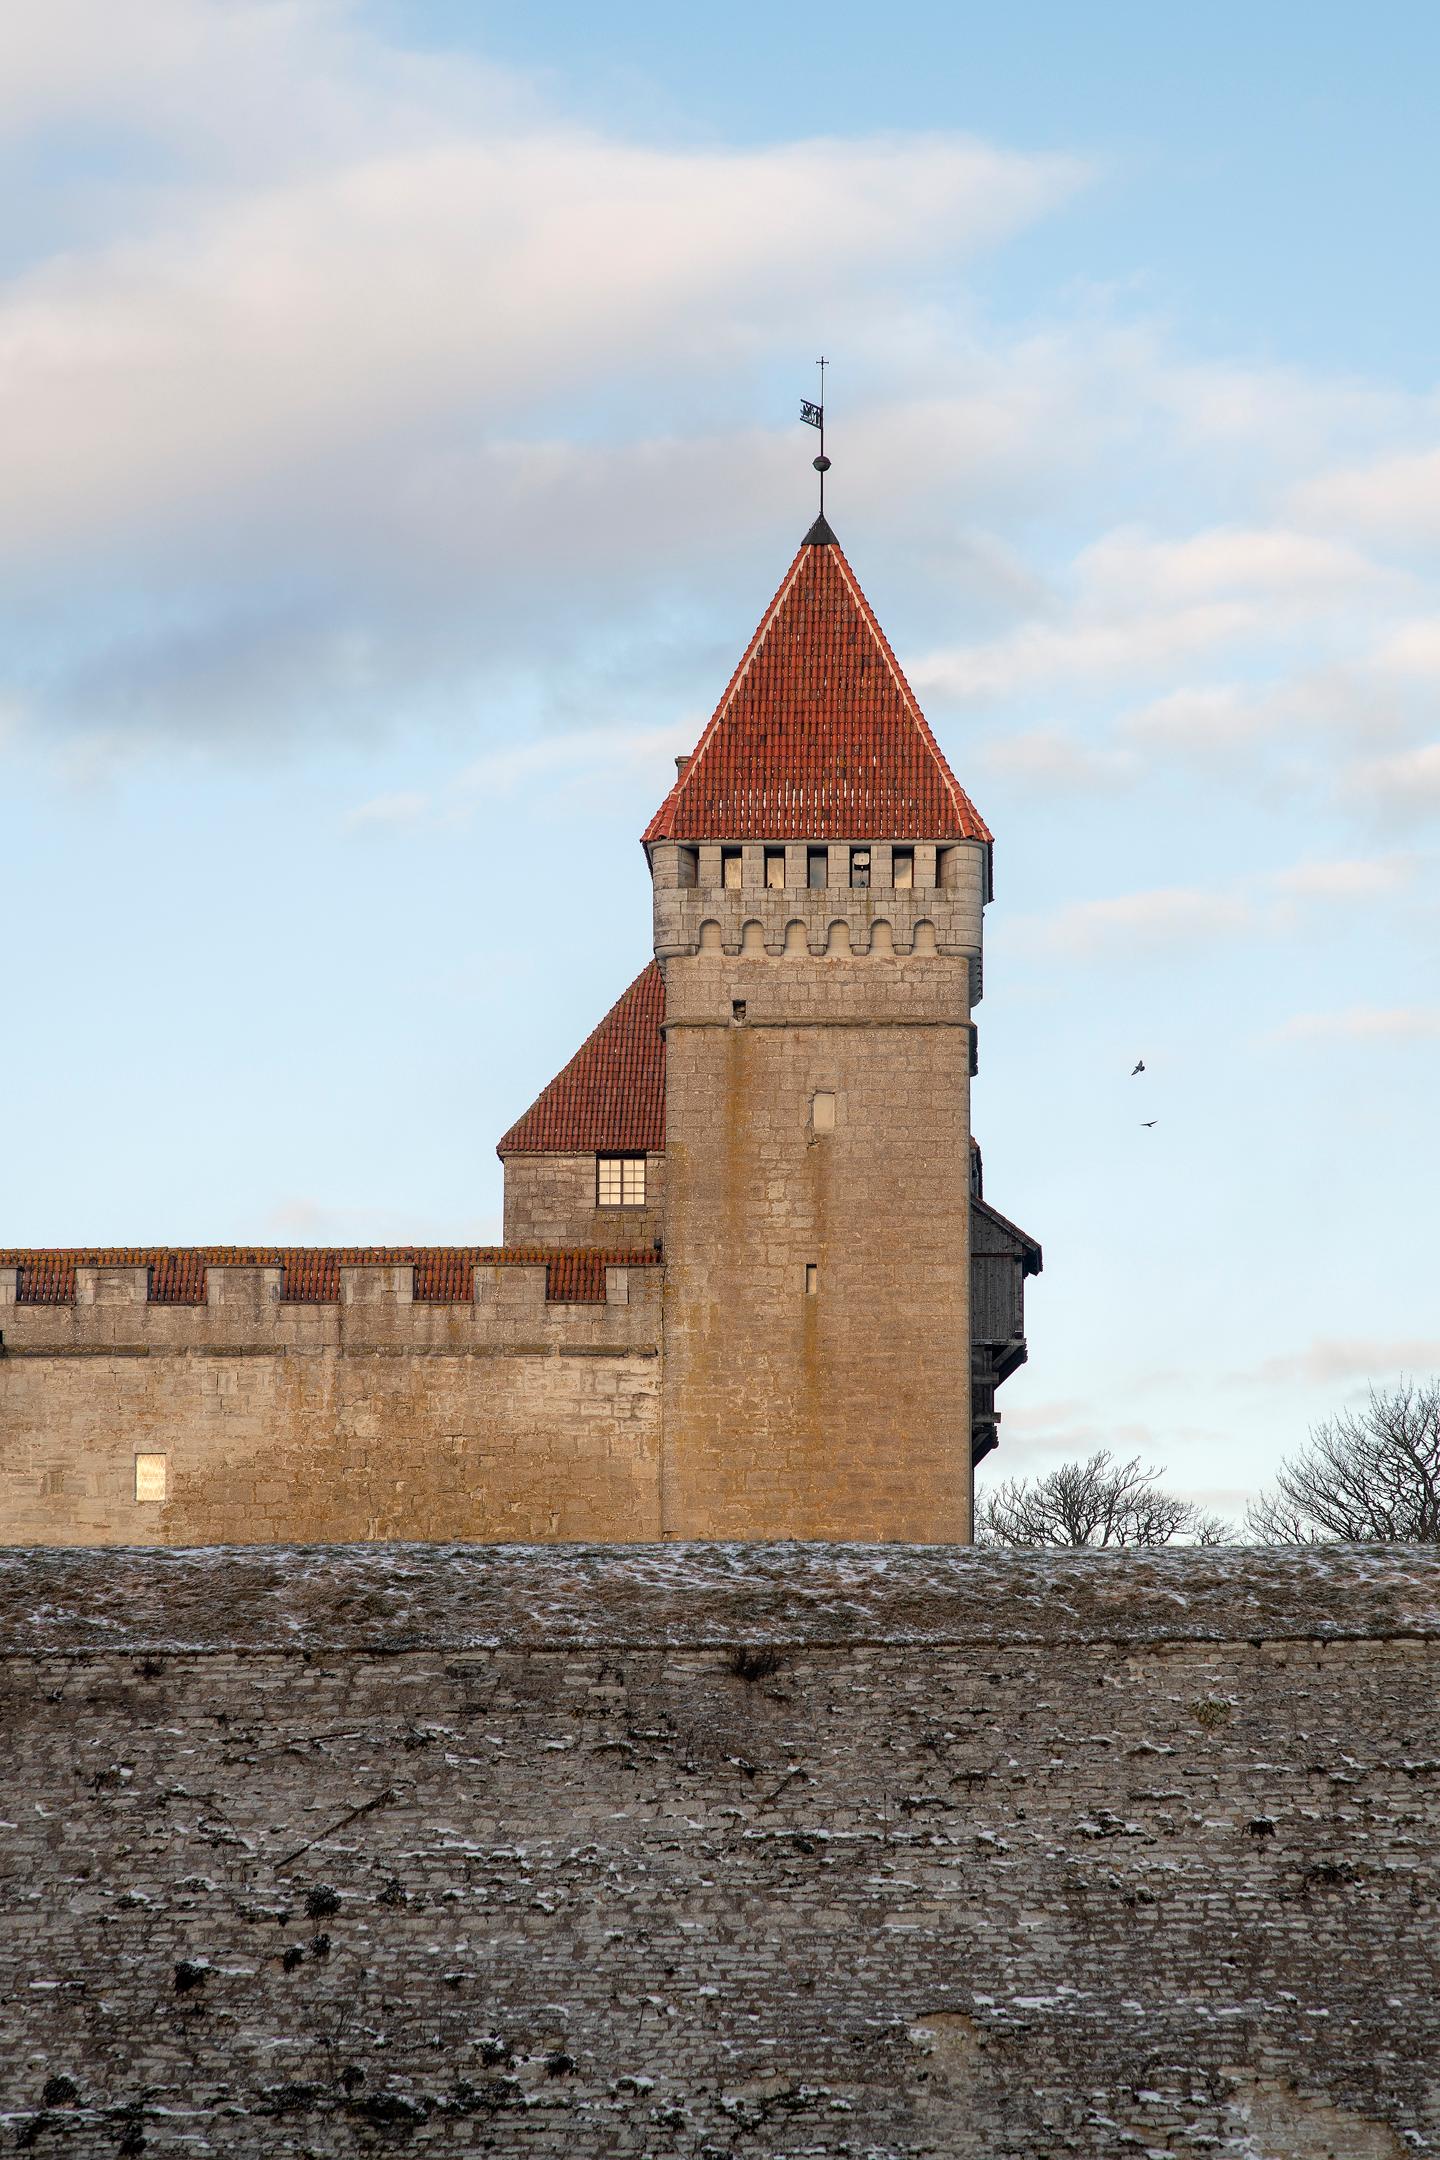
[914,600,1259,704]
[1008,854,1416,959]
[1295,445,1440,544]
[1077,524,1394,606]
[343,789,429,832]
[1374,618,1440,678]
[976,726,1133,790]
[1237,1338,1440,1389]
[0,129,1082,562]
[1271,1005,1440,1044]
[1349,741,1440,822]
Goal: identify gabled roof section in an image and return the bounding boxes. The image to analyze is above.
[496,962,664,1156]
[643,525,990,844]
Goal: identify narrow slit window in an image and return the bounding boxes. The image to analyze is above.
[892,847,914,889]
[764,849,786,891]
[721,847,743,890]
[807,848,829,890]
[804,1264,819,1296]
[597,1155,646,1208]
[135,1453,168,1503]
[850,848,870,889]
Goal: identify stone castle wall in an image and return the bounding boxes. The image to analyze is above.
[0,1543,1436,2157]
[0,1263,661,1546]
[501,1152,666,1250]
[660,948,976,1543]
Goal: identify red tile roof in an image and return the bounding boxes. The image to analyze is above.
[0,1247,659,1306]
[496,961,665,1156]
[643,526,990,844]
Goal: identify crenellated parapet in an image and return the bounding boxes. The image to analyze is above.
[650,837,986,997]
[0,1251,662,1360]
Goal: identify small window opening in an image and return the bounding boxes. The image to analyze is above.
[135,1453,168,1503]
[597,1155,646,1208]
[892,848,914,889]
[732,999,746,1024]
[850,848,871,889]
[811,1090,836,1132]
[721,848,743,890]
[804,1264,819,1296]
[764,849,786,890]
[807,848,829,890]
[677,847,699,888]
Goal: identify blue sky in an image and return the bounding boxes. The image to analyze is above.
[3,0,1438,1523]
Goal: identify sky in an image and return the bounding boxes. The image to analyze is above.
[2,0,1438,1526]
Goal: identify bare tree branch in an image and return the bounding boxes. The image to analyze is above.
[975,1450,1233,1548]
[1247,1380,1440,1543]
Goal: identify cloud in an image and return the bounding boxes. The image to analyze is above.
[343,790,429,832]
[1078,525,1395,607]
[0,130,1081,565]
[1349,742,1440,823]
[1296,445,1440,545]
[1007,854,1416,959]
[1270,1005,1440,1044]
[913,524,1399,710]
[1236,1338,1440,1390]
[1375,618,1440,678]
[976,726,1133,791]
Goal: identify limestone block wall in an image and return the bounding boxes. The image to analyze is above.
[660,949,974,1542]
[0,1543,1436,2158]
[0,1264,661,1546]
[501,1152,666,1250]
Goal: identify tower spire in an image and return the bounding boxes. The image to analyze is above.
[800,355,832,527]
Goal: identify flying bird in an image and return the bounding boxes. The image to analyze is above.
[1141,1120,1157,1128]
[1131,1060,1145,1076]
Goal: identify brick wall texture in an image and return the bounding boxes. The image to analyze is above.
[1,1542,1436,2157]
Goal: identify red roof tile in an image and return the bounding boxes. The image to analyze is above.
[496,962,665,1156]
[0,1247,659,1307]
[643,527,990,844]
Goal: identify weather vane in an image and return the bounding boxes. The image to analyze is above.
[800,355,830,516]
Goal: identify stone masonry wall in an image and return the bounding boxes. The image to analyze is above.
[0,1543,1437,2157]
[0,1265,661,1546]
[661,947,974,1542]
[501,1153,666,1251]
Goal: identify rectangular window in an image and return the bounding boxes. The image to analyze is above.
[764,849,786,890]
[804,1264,819,1296]
[677,847,699,888]
[597,1156,646,1208]
[892,847,914,889]
[850,848,870,889]
[807,848,829,890]
[135,1453,168,1503]
[811,1090,836,1132]
[721,848,743,890]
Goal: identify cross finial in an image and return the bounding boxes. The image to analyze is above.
[800,355,831,516]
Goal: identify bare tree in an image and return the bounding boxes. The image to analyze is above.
[975,1449,1232,1548]
[1246,1380,1440,1543]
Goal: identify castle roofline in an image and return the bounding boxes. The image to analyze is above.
[642,523,990,847]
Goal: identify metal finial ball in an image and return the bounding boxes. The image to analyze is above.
[813,455,831,473]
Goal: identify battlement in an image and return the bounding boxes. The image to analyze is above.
[651,837,986,980]
[0,1246,662,1358]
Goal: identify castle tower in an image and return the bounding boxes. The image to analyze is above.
[644,517,994,1542]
